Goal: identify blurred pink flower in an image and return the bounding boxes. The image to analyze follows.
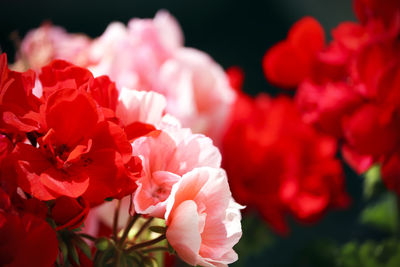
[17,11,236,143]
[87,10,182,91]
[18,24,90,70]
[159,48,236,144]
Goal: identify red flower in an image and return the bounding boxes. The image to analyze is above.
[0,189,58,267]
[265,4,400,184]
[343,103,400,157]
[0,53,41,134]
[296,81,363,137]
[262,17,325,89]
[353,0,400,27]
[226,66,245,93]
[222,94,349,234]
[51,196,89,230]
[0,134,12,164]
[0,212,59,267]
[382,153,400,195]
[39,59,93,99]
[12,60,142,205]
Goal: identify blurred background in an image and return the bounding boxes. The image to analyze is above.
[2,1,382,266]
[0,0,355,95]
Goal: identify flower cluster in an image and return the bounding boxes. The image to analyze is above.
[222,69,350,234]
[8,3,400,265]
[263,0,400,195]
[13,11,355,237]
[15,11,235,145]
[0,53,242,267]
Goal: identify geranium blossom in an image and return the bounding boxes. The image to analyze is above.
[16,23,91,71]
[0,188,58,267]
[132,123,221,217]
[16,11,237,143]
[263,1,400,195]
[8,59,142,205]
[165,167,243,267]
[222,92,349,234]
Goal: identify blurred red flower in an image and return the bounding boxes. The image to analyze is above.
[222,93,349,234]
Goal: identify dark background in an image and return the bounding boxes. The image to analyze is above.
[1,1,376,266]
[0,0,355,95]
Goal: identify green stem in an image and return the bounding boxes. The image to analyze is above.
[114,248,121,267]
[396,195,400,237]
[113,200,121,242]
[126,234,166,253]
[139,246,169,254]
[133,217,154,242]
[119,213,140,246]
[79,233,97,241]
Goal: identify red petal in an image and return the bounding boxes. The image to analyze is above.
[51,196,89,230]
[45,89,99,147]
[226,66,245,93]
[263,41,309,88]
[39,59,93,98]
[288,16,325,56]
[263,17,325,89]
[39,168,89,199]
[88,75,119,112]
[91,121,132,164]
[14,143,60,200]
[80,149,126,205]
[124,121,157,141]
[343,104,400,156]
[0,212,58,267]
[382,153,400,195]
[13,143,89,200]
[16,214,59,267]
[341,144,373,174]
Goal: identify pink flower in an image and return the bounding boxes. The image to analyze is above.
[159,48,236,144]
[132,124,221,217]
[115,87,167,126]
[88,11,182,92]
[18,24,90,70]
[17,12,236,143]
[165,167,243,267]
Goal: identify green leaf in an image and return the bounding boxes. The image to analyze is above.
[363,164,383,199]
[68,243,80,266]
[94,248,115,267]
[73,236,92,260]
[72,222,85,232]
[360,192,398,233]
[167,241,175,254]
[293,239,337,267]
[59,241,69,266]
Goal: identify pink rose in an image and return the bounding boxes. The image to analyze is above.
[165,167,243,267]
